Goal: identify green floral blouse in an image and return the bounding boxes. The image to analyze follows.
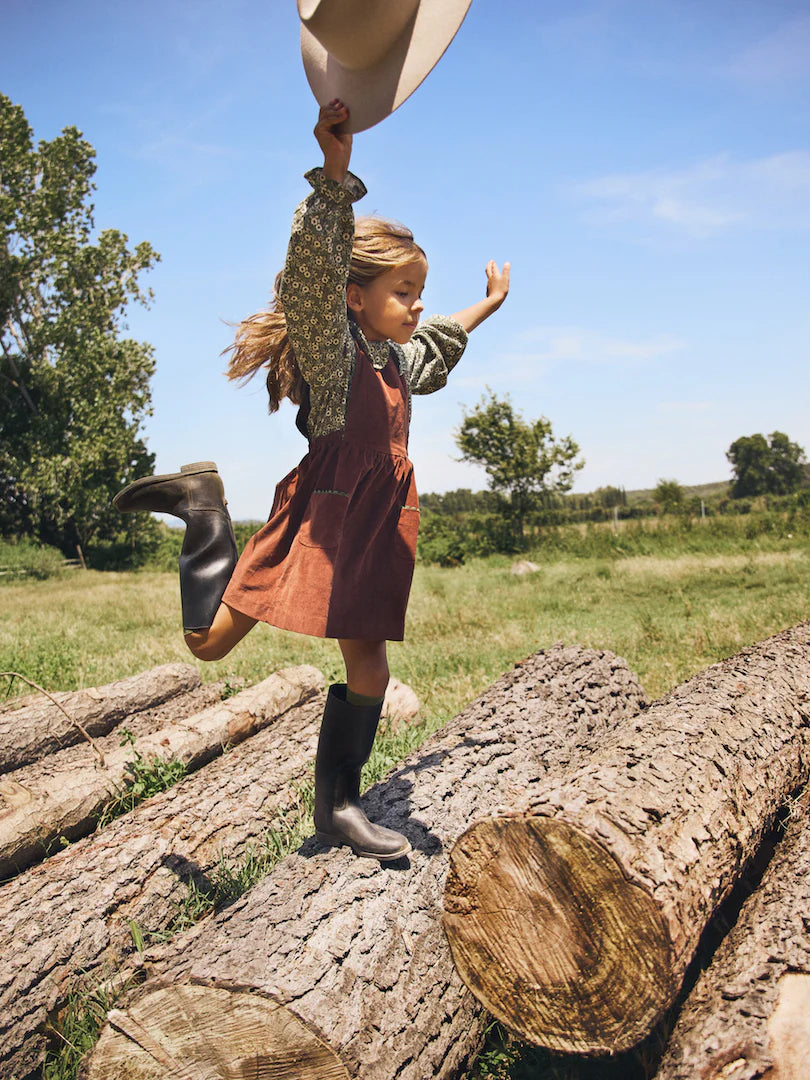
[280,167,469,441]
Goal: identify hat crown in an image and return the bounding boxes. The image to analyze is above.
[298,0,420,71]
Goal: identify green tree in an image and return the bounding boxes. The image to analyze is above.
[0,94,159,556]
[455,391,583,546]
[726,432,806,499]
[654,478,684,514]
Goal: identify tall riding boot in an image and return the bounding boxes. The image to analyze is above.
[113,462,238,631]
[314,684,411,861]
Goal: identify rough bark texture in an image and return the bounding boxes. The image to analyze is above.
[654,789,810,1080]
[443,622,810,1056]
[81,645,648,1080]
[0,664,201,774]
[0,666,323,880]
[0,693,325,1080]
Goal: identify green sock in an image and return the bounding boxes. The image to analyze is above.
[345,687,384,708]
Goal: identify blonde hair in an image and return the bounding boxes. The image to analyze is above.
[224,217,426,413]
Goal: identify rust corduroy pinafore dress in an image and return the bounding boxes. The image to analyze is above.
[223,338,418,641]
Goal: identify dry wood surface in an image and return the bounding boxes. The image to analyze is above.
[0,664,201,774]
[0,691,324,1080]
[443,622,810,1056]
[654,789,810,1080]
[80,644,648,1080]
[0,666,323,880]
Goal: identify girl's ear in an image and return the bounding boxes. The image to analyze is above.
[346,282,364,313]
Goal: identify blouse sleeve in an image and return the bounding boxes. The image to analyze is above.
[279,167,367,387]
[398,315,469,395]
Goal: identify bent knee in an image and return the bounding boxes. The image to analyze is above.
[184,631,231,662]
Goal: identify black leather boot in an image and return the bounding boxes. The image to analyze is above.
[113,462,238,631]
[314,684,411,861]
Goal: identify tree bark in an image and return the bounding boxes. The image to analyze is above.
[0,693,325,1080]
[79,645,648,1080]
[443,622,810,1056]
[0,666,323,880]
[653,788,810,1080]
[0,663,201,774]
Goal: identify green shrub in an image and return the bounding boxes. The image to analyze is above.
[0,539,66,581]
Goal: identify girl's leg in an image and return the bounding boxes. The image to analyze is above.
[338,638,390,699]
[314,638,409,861]
[184,603,257,661]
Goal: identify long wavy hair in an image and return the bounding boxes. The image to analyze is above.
[224,217,426,413]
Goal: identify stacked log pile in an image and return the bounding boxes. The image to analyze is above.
[0,666,322,878]
[0,672,324,1079]
[79,645,648,1080]
[0,663,202,772]
[443,622,810,1057]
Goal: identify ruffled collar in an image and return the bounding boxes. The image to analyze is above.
[349,321,391,371]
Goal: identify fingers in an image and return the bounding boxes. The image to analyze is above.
[315,98,349,136]
[485,260,511,299]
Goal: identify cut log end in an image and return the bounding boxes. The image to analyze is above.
[81,983,350,1080]
[443,815,674,1054]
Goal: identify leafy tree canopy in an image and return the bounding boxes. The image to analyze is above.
[455,390,583,543]
[726,432,807,499]
[654,478,684,514]
[0,94,159,556]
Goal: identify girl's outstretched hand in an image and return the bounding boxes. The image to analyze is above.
[315,99,352,184]
[452,260,512,333]
[485,260,511,310]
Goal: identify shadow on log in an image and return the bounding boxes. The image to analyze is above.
[443,622,810,1056]
[654,788,810,1080]
[79,645,647,1080]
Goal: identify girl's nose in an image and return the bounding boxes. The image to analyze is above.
[413,297,424,314]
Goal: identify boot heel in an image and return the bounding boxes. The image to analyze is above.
[180,461,217,474]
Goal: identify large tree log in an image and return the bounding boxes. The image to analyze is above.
[0,663,201,774]
[80,645,648,1080]
[443,622,810,1057]
[654,788,810,1080]
[0,666,323,880]
[0,692,325,1080]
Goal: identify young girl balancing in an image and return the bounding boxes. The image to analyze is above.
[114,100,510,861]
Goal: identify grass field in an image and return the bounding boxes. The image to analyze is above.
[3,518,810,1078]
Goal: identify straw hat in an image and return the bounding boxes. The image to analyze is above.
[298,0,473,133]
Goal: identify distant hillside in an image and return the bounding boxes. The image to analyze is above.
[624,480,730,505]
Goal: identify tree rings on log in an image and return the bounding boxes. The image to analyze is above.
[444,815,672,1053]
[83,983,350,1080]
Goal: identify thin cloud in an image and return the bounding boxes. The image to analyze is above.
[575,152,810,236]
[725,14,810,86]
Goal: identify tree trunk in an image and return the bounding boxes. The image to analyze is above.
[0,663,201,773]
[0,666,323,880]
[653,788,810,1080]
[0,694,325,1080]
[443,622,810,1056]
[80,645,648,1080]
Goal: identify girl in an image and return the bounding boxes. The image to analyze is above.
[114,100,510,861]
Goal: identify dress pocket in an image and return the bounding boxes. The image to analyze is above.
[297,490,350,551]
[394,504,420,562]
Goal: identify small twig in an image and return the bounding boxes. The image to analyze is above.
[0,672,106,767]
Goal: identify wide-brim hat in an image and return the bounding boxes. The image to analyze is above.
[298,0,473,134]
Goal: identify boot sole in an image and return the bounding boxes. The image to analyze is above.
[316,830,411,861]
[112,462,218,511]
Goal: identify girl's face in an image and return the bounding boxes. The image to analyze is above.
[347,257,427,345]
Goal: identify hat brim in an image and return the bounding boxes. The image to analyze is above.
[300,0,473,134]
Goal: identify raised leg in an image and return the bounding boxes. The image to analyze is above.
[184,603,257,661]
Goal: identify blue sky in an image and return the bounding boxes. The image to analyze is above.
[5,0,809,520]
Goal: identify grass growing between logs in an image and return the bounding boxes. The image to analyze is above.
[3,516,810,1077]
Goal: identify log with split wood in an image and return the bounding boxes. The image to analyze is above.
[654,787,810,1080]
[80,644,647,1080]
[443,621,810,1056]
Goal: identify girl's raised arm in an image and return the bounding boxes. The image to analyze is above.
[315,99,353,184]
[452,259,511,333]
